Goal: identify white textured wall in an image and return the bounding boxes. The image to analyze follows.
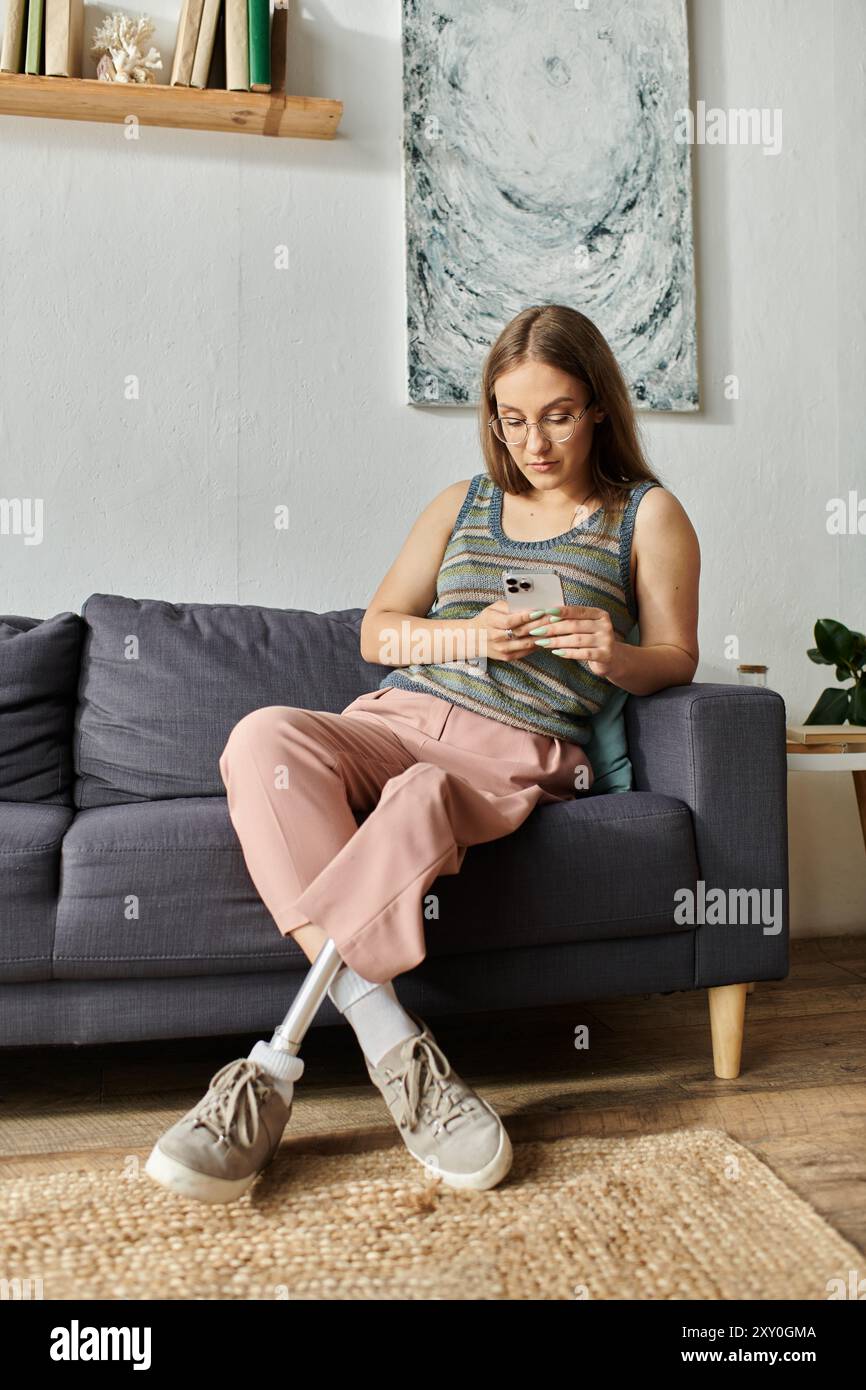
[1,1,864,933]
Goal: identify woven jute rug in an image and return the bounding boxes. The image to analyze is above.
[1,1127,859,1300]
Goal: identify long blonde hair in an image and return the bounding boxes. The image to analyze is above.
[478,304,663,541]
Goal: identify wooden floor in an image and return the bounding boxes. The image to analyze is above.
[1,936,864,1254]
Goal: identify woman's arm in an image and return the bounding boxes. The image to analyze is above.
[606,486,700,695]
[360,480,475,666]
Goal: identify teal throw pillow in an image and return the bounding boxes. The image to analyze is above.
[584,622,640,795]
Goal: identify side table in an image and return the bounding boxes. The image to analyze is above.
[786,744,866,855]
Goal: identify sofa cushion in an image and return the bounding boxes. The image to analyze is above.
[0,612,83,805]
[0,801,74,982]
[427,790,700,956]
[54,799,307,979]
[74,596,381,807]
[52,789,697,981]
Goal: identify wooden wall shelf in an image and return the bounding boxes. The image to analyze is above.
[0,73,343,138]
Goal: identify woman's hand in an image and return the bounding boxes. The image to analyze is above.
[468,601,540,663]
[521,605,621,678]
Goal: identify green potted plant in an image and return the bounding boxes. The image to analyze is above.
[805,619,866,724]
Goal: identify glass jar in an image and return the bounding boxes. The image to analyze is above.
[737,664,768,687]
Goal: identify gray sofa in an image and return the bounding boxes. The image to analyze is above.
[0,594,790,1075]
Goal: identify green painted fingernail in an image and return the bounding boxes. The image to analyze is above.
[529,610,545,619]
[552,647,568,655]
[528,625,548,635]
[546,607,562,615]
[534,638,553,646]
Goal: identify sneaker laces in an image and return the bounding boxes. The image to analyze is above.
[389,1033,476,1133]
[189,1059,275,1149]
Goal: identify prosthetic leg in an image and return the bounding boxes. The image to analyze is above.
[247,935,345,1084]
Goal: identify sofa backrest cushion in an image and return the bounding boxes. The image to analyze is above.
[0,612,84,805]
[74,595,382,807]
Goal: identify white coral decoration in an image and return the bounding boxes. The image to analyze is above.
[91,13,163,84]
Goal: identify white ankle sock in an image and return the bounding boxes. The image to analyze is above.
[247,1040,305,1105]
[327,965,421,1066]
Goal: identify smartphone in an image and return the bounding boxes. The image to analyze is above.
[502,569,565,614]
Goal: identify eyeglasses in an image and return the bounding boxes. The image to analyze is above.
[488,398,596,446]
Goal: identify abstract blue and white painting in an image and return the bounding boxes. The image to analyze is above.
[402,0,698,410]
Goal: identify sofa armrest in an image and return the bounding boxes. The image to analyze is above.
[625,682,789,987]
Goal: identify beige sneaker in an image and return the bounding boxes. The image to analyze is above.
[145,1054,302,1205]
[364,1010,512,1191]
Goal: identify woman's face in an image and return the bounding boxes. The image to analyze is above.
[492,359,605,492]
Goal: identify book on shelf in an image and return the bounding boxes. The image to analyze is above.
[191,0,221,88]
[247,0,269,91]
[1,0,27,72]
[171,0,205,86]
[786,724,866,747]
[225,0,248,91]
[271,0,288,94]
[45,0,83,77]
[24,0,46,74]
[206,0,226,89]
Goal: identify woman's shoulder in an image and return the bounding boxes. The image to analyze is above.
[427,474,487,525]
[629,478,684,517]
[408,477,476,545]
[625,475,664,498]
[445,474,483,503]
[630,479,698,547]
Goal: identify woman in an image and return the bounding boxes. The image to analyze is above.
[146,304,700,1205]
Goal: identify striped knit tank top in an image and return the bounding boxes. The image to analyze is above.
[379,472,661,745]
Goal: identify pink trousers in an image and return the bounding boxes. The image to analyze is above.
[218,686,594,983]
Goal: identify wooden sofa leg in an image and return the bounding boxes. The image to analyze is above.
[707,983,749,1079]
